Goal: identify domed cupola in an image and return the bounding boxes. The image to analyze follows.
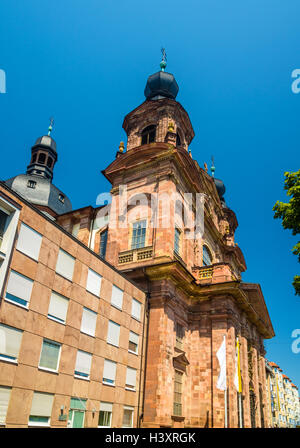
[144,49,179,100]
[5,120,72,217]
[211,158,227,207]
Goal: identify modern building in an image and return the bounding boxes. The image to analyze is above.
[0,58,277,428]
[266,361,300,428]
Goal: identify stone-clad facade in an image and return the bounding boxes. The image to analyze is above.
[0,184,146,428]
[0,62,275,428]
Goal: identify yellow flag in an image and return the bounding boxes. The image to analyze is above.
[234,337,242,393]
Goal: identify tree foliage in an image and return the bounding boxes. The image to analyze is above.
[273,170,300,295]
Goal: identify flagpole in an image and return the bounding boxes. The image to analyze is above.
[224,388,228,428]
[238,392,243,428]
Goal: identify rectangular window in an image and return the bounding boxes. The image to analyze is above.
[81,308,97,337]
[99,229,108,259]
[175,323,184,350]
[131,299,141,321]
[107,321,120,347]
[131,220,146,249]
[128,331,139,355]
[74,350,92,380]
[39,339,61,372]
[98,402,112,428]
[125,367,137,391]
[111,285,123,310]
[29,392,54,427]
[86,268,102,297]
[47,291,69,324]
[16,223,42,261]
[0,209,9,250]
[0,324,23,363]
[68,397,86,428]
[174,227,181,255]
[173,370,183,416]
[103,359,117,386]
[5,270,33,308]
[122,406,134,428]
[0,386,11,426]
[55,249,75,281]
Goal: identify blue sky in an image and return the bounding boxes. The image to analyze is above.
[1,1,299,387]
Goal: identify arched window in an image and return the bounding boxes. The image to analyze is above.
[38,152,46,164]
[176,133,181,147]
[141,125,156,145]
[203,245,212,266]
[99,228,108,259]
[32,153,37,163]
[47,157,53,168]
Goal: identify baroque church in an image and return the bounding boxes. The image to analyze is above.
[0,58,274,428]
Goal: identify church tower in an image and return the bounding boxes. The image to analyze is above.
[102,54,274,428]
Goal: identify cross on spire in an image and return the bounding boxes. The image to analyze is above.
[48,117,54,136]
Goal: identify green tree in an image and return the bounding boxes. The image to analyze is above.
[273,170,300,295]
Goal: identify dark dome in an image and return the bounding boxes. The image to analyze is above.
[214,178,226,198]
[144,71,179,100]
[34,135,57,153]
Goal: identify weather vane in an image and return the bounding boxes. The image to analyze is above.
[48,117,54,136]
[160,47,167,72]
[211,155,216,178]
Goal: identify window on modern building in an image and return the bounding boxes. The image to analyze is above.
[103,359,117,386]
[111,285,123,310]
[175,323,184,350]
[38,153,46,164]
[128,331,139,355]
[122,406,134,428]
[202,245,213,266]
[176,133,181,147]
[16,223,42,261]
[58,194,65,203]
[74,350,92,380]
[0,386,11,426]
[5,270,33,308]
[0,324,23,363]
[107,321,120,347]
[81,308,97,337]
[174,227,181,255]
[39,339,61,372]
[46,157,53,168]
[68,397,86,428]
[131,298,141,321]
[0,209,9,250]
[47,291,69,324]
[86,268,102,297]
[55,249,75,281]
[98,402,112,428]
[28,392,54,427]
[173,370,183,416]
[125,367,137,391]
[27,180,37,189]
[131,220,146,250]
[141,125,156,145]
[99,229,108,259]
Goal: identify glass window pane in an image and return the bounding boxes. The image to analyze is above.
[39,340,60,371]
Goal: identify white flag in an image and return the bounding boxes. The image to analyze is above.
[216,336,227,390]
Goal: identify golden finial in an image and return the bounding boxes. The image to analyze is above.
[119,141,125,153]
[168,121,175,132]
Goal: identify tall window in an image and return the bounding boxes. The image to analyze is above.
[86,268,102,297]
[56,249,75,281]
[39,339,61,372]
[174,227,181,255]
[111,285,123,310]
[128,331,139,355]
[99,229,108,259]
[16,223,42,261]
[202,245,212,266]
[81,308,97,337]
[38,153,46,164]
[0,387,11,426]
[5,270,33,308]
[122,406,134,428]
[131,220,146,249]
[48,291,69,324]
[103,359,117,386]
[125,367,137,391]
[175,323,184,350]
[173,370,183,416]
[98,402,112,428]
[0,209,8,249]
[141,125,156,145]
[74,350,92,380]
[176,133,181,147]
[107,321,120,347]
[0,324,23,362]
